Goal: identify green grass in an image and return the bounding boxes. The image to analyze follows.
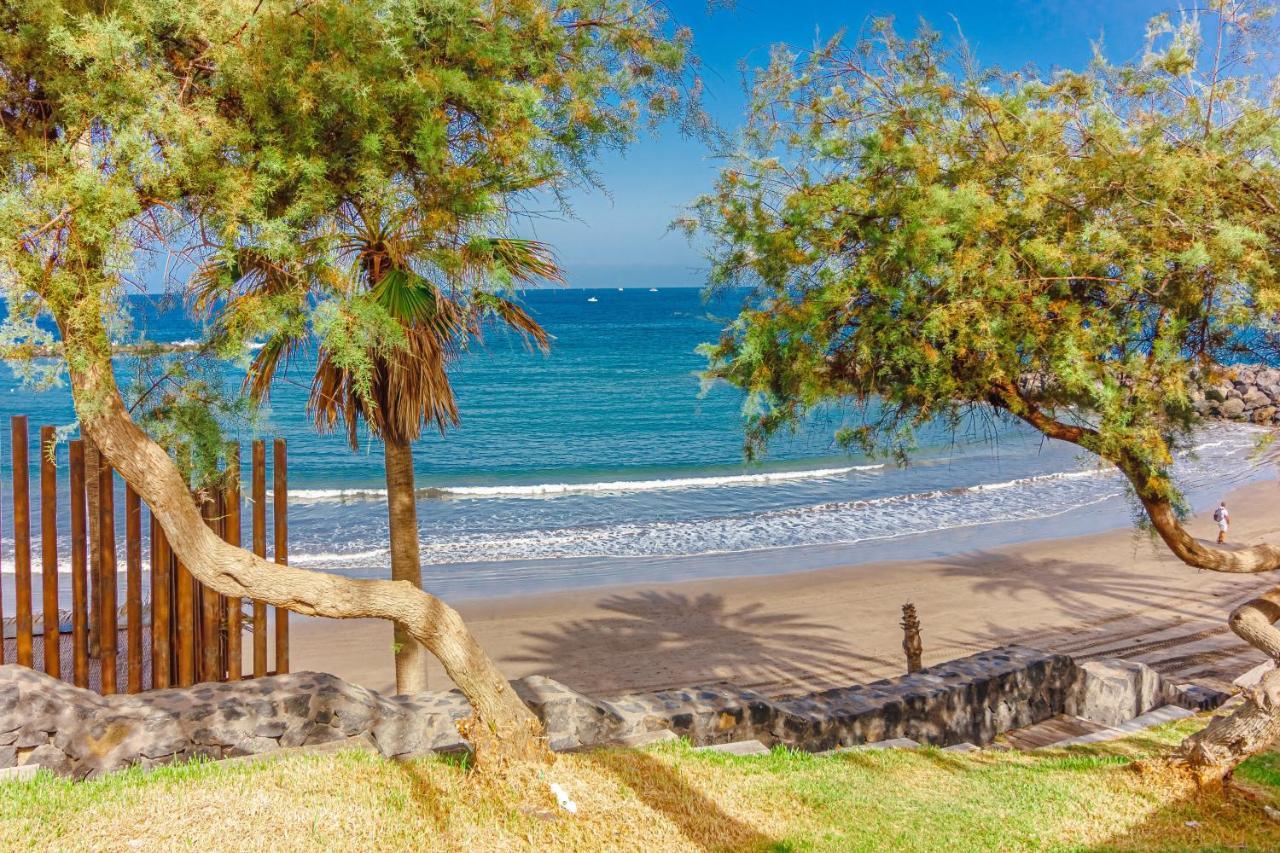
[3,718,1278,851]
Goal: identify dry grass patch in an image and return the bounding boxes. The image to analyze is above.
[2,718,1279,851]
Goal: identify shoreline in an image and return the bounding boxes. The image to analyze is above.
[292,477,1280,699]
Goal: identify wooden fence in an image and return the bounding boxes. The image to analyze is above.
[0,416,289,694]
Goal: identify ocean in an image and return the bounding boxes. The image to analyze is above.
[0,288,1272,604]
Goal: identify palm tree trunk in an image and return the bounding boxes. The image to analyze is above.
[51,294,550,770]
[384,435,430,694]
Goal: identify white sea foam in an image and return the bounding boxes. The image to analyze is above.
[281,464,884,503]
[289,548,389,566]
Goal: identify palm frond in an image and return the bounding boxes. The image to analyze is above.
[462,238,563,286]
[470,292,551,353]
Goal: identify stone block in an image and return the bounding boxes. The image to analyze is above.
[1064,659,1180,727]
[23,744,71,776]
[614,729,678,748]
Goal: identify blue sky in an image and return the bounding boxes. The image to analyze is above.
[534,0,1172,287]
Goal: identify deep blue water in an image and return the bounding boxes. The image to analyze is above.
[0,288,1272,602]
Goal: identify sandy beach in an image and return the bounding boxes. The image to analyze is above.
[291,479,1280,699]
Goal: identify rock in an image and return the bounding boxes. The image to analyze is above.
[943,742,980,752]
[1242,388,1270,410]
[1253,406,1276,424]
[512,675,633,751]
[24,744,72,776]
[1204,386,1228,403]
[1065,659,1181,727]
[0,746,15,769]
[1220,397,1246,418]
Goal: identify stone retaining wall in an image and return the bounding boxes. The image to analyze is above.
[1193,364,1280,425]
[0,646,1220,779]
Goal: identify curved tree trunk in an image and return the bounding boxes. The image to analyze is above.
[54,300,550,770]
[994,386,1280,782]
[384,435,431,694]
[1134,491,1280,782]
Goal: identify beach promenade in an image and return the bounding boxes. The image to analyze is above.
[291,479,1280,699]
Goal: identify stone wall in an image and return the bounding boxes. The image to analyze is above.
[1192,364,1280,425]
[0,646,1220,779]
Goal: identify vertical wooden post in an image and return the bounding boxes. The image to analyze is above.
[224,444,243,681]
[39,427,60,679]
[150,514,172,689]
[85,442,101,657]
[272,439,289,675]
[251,440,267,678]
[199,495,221,683]
[98,464,117,694]
[12,416,32,668]
[68,440,89,687]
[125,485,143,693]
[175,552,196,687]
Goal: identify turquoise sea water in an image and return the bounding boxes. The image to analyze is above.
[0,288,1272,602]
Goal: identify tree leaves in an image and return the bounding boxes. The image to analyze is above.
[693,6,1280,507]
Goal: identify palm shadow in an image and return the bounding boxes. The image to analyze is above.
[510,590,891,697]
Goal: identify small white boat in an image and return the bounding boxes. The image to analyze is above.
[648,288,659,292]
[617,287,623,291]
[587,296,598,303]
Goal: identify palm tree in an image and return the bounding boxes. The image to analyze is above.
[193,205,553,693]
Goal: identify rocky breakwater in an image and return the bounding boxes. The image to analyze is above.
[1193,364,1280,425]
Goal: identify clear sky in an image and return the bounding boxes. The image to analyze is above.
[533,0,1173,288]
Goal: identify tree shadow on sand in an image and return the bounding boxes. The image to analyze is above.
[927,550,1269,681]
[509,590,891,697]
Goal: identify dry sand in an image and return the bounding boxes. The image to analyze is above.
[290,480,1280,698]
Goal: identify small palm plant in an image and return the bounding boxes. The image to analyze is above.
[193,205,553,692]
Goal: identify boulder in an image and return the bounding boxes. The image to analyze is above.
[1221,397,1246,418]
[1242,388,1270,410]
[1253,406,1277,425]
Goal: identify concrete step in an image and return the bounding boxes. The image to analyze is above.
[817,737,923,756]
[0,764,40,783]
[1039,705,1195,749]
[694,739,770,756]
[943,742,981,753]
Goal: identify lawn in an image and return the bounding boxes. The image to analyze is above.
[3,718,1278,851]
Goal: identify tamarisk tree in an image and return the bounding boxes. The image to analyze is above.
[690,5,1280,780]
[1,0,691,767]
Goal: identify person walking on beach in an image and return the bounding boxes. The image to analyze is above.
[1214,501,1230,544]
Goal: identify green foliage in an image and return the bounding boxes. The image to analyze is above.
[0,0,696,456]
[692,5,1280,509]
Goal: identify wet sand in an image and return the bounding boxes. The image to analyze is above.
[290,480,1280,698]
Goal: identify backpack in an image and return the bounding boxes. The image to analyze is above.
[1214,507,1225,523]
